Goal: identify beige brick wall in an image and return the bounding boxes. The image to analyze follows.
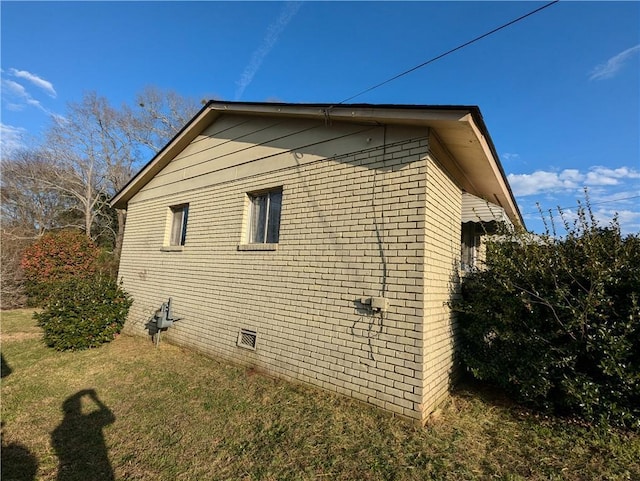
[118,116,447,422]
[421,152,462,419]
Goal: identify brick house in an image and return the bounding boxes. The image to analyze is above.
[111,101,522,424]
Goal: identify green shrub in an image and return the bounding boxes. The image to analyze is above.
[35,276,133,351]
[453,205,640,429]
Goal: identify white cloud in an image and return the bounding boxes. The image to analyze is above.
[1,78,52,115]
[589,44,640,81]
[584,166,640,185]
[9,68,57,97]
[5,102,26,112]
[508,169,580,196]
[0,123,27,157]
[501,152,520,162]
[508,166,640,197]
[559,169,582,183]
[235,1,303,100]
[600,209,640,225]
[589,208,640,235]
[2,78,29,98]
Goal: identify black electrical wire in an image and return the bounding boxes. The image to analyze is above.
[337,0,560,105]
[523,195,640,216]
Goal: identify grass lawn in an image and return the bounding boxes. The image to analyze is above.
[2,309,638,481]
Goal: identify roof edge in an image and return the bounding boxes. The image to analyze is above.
[110,101,524,227]
[464,107,524,224]
[111,100,214,209]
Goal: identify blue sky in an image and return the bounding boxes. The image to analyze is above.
[2,1,639,234]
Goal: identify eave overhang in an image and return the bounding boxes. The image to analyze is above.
[110,101,523,227]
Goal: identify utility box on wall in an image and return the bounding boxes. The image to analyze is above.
[155,298,181,329]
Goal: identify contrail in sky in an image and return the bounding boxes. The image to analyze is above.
[589,44,640,81]
[234,1,303,100]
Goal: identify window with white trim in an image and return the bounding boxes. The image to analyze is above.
[169,204,189,246]
[248,189,282,244]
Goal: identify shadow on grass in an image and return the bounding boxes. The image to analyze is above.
[447,371,554,427]
[52,389,115,481]
[1,428,38,481]
[452,374,520,410]
[1,353,12,378]
[2,357,38,481]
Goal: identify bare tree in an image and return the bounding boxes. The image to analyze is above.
[121,86,201,154]
[1,149,79,237]
[0,230,29,308]
[34,88,198,255]
[43,92,140,256]
[1,150,79,308]
[1,88,200,307]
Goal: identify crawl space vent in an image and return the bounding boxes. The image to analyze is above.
[237,329,257,350]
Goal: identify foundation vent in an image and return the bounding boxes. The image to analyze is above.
[237,329,257,350]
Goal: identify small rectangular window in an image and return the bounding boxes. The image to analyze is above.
[170,204,189,246]
[248,189,282,244]
[461,222,479,271]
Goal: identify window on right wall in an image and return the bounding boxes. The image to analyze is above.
[169,204,189,246]
[248,188,282,244]
[461,222,479,271]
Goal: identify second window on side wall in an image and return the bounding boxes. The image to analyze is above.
[248,189,282,244]
[170,204,189,246]
[461,222,479,271]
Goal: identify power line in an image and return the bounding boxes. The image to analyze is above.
[337,1,559,105]
[523,195,640,216]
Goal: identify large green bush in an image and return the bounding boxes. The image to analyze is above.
[453,208,640,429]
[35,276,132,351]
